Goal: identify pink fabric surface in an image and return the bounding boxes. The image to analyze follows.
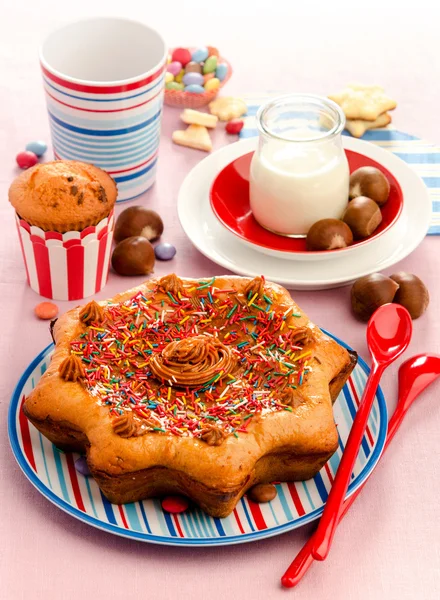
[1,4,440,600]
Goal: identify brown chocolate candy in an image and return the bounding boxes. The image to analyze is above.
[248,483,278,503]
[185,61,202,74]
[111,236,155,276]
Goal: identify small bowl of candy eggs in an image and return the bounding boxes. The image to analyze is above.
[164,46,232,109]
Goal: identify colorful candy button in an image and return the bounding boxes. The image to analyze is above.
[74,456,91,476]
[161,495,189,514]
[226,118,245,134]
[171,47,192,67]
[185,61,202,74]
[184,84,205,94]
[215,63,228,82]
[16,151,38,169]
[183,72,204,87]
[167,61,182,76]
[165,72,174,84]
[207,46,220,58]
[25,140,47,157]
[155,243,177,261]
[192,47,209,63]
[175,69,185,83]
[34,302,59,320]
[203,56,217,74]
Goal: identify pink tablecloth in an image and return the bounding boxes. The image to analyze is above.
[1,6,440,600]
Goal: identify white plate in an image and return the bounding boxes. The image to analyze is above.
[178,137,431,289]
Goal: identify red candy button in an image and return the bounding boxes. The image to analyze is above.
[171,48,192,67]
[226,119,244,135]
[161,495,189,514]
[16,151,38,169]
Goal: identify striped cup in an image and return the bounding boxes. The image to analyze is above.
[40,18,167,202]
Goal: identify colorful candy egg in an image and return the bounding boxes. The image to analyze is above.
[192,47,209,63]
[16,151,38,169]
[167,61,182,76]
[203,56,217,74]
[183,72,204,87]
[185,61,202,74]
[215,63,228,82]
[203,73,215,84]
[171,47,192,67]
[207,46,220,58]
[226,118,245,134]
[25,140,47,157]
[166,81,184,91]
[204,77,220,91]
[184,84,205,94]
[175,69,185,83]
[155,243,176,261]
[165,72,174,84]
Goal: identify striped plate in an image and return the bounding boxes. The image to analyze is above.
[8,333,387,546]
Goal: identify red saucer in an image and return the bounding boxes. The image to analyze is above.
[210,150,403,255]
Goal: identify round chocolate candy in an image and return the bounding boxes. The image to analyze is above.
[162,495,189,514]
[75,456,91,476]
[16,151,38,169]
[226,118,244,134]
[184,84,205,94]
[155,242,176,261]
[171,47,191,67]
[25,140,47,157]
[34,302,59,320]
[167,61,182,76]
[215,63,228,82]
[248,483,278,503]
[112,236,155,276]
[192,47,209,63]
[182,72,204,87]
[185,61,202,74]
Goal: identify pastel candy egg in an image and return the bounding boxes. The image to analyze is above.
[185,61,202,74]
[184,84,205,94]
[175,69,185,83]
[204,77,220,91]
[192,47,209,63]
[25,140,47,157]
[171,47,192,67]
[215,63,228,82]
[203,56,217,74]
[165,72,174,84]
[207,46,220,58]
[203,73,215,84]
[155,243,176,261]
[182,72,204,87]
[166,81,184,91]
[75,456,91,477]
[167,61,182,76]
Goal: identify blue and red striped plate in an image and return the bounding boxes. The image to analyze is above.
[8,334,387,546]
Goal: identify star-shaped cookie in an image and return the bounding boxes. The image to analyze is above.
[329,84,397,121]
[209,96,247,121]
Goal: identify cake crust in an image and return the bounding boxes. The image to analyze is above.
[24,275,357,517]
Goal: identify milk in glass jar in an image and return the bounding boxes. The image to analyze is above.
[249,95,349,237]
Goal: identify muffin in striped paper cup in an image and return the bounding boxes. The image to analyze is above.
[9,160,117,301]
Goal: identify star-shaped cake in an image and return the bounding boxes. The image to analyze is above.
[24,274,357,517]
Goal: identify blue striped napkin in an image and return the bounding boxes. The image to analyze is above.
[240,95,440,235]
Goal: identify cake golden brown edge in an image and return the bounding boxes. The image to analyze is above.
[23,276,357,517]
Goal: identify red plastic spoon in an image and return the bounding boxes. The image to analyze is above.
[282,352,440,588]
[312,304,412,560]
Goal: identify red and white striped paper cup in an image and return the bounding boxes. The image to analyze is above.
[40,19,167,202]
[16,211,114,301]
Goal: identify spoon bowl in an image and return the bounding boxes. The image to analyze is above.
[367,304,413,365]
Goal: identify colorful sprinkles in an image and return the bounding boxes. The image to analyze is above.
[69,276,313,440]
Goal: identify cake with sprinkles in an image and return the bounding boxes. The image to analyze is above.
[24,274,357,517]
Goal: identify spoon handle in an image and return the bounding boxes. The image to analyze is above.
[281,401,406,588]
[311,362,384,560]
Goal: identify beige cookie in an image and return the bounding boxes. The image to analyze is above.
[345,112,392,138]
[181,109,218,129]
[172,124,212,152]
[209,97,247,121]
[329,84,397,121]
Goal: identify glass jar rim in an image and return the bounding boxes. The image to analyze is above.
[256,93,346,143]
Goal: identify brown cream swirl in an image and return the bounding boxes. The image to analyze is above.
[59,354,85,382]
[149,335,236,387]
[112,412,149,438]
[158,273,185,297]
[279,387,303,409]
[79,300,104,325]
[201,425,227,446]
[291,326,314,347]
[243,276,265,299]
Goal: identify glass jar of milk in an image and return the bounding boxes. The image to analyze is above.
[249,94,349,237]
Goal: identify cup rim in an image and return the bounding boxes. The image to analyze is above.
[39,17,168,87]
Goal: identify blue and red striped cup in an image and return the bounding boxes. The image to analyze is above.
[40,18,167,202]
